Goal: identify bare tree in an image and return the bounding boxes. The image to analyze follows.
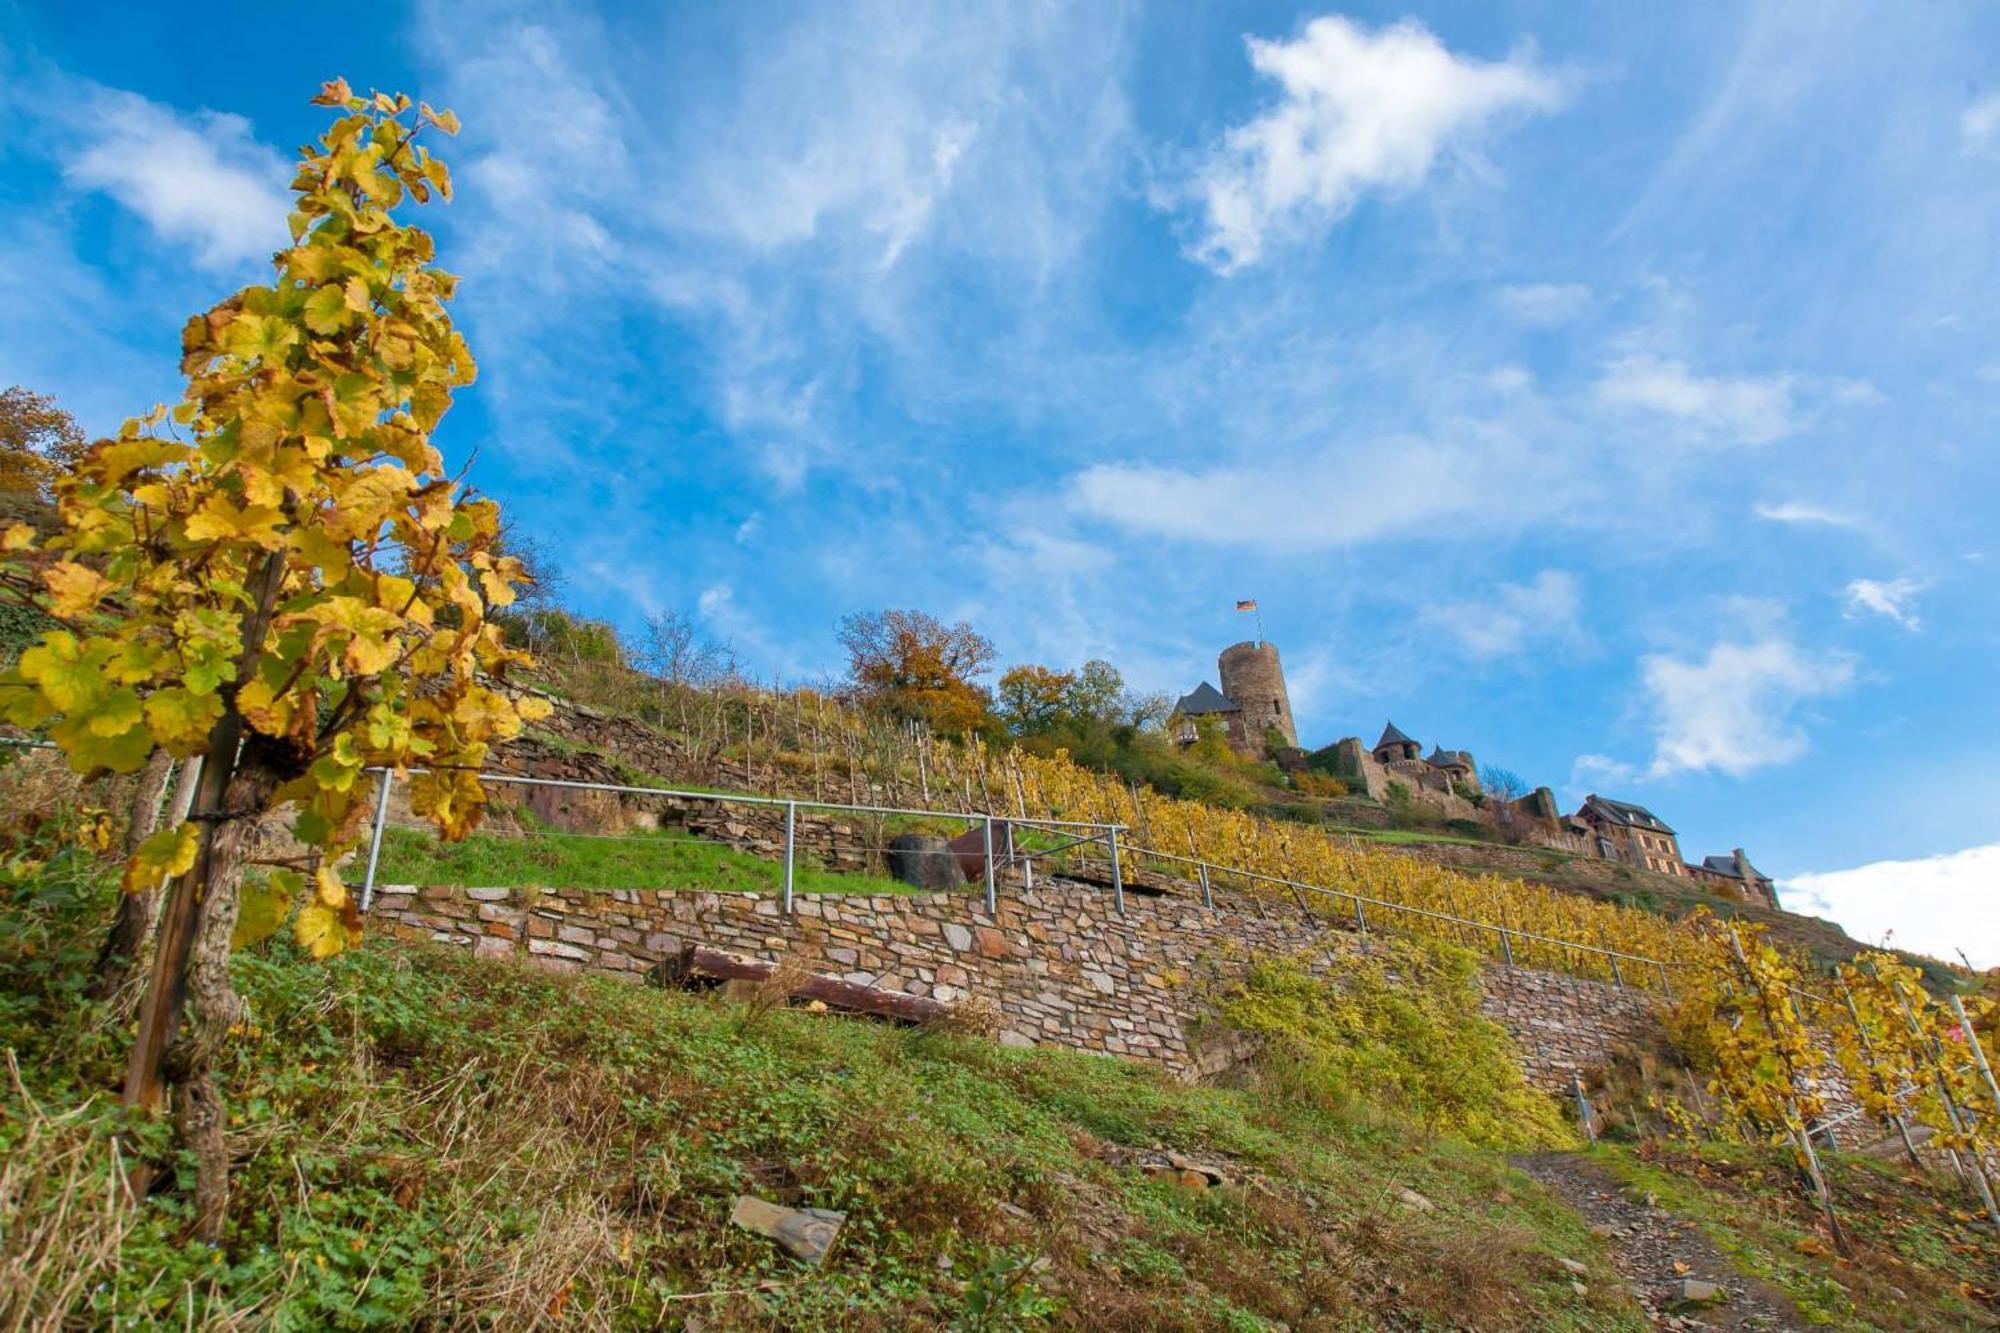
[639,608,737,689]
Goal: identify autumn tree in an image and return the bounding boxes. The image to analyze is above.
[0,81,543,1235]
[0,385,89,525]
[837,608,995,735]
[996,663,1076,734]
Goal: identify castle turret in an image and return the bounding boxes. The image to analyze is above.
[1218,640,1297,754]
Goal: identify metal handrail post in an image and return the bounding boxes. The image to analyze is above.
[1353,895,1366,932]
[359,768,394,913]
[1498,927,1515,967]
[982,816,997,916]
[1610,955,1625,988]
[1107,827,1126,916]
[1572,1071,1596,1144]
[1197,861,1213,910]
[782,800,796,915]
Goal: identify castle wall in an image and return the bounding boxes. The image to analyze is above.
[373,877,1666,1094]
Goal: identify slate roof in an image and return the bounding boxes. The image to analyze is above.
[1425,746,1472,770]
[1701,854,1769,882]
[1173,681,1239,716]
[1374,720,1417,750]
[1579,795,1675,835]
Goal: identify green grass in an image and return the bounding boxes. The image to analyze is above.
[4,849,1644,1331]
[374,825,941,896]
[1327,825,1495,848]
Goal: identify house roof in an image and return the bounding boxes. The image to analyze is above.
[1374,720,1417,750]
[1173,681,1239,716]
[1425,746,1472,770]
[1701,853,1769,882]
[1580,794,1676,835]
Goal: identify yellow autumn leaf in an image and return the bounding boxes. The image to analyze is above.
[43,562,115,618]
[124,821,200,893]
[185,497,287,547]
[314,864,348,910]
[4,523,39,551]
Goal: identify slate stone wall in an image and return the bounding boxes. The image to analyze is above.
[373,877,1666,1092]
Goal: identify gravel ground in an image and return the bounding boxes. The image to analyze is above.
[1515,1152,1812,1331]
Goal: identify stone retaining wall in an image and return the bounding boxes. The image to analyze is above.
[373,877,1664,1092]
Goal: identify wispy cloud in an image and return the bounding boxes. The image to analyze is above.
[1637,637,1856,777]
[1067,431,1575,551]
[1842,576,1923,630]
[1421,569,1582,659]
[1596,356,1802,444]
[60,87,289,270]
[1963,92,2000,156]
[1496,282,1591,327]
[1753,500,1863,529]
[1181,15,1565,273]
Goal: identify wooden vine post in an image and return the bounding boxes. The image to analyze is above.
[1725,926,1850,1256]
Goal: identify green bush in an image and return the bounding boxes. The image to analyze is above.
[1218,942,1576,1151]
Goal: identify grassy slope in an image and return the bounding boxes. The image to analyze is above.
[5,860,1633,1331]
[1591,1140,1999,1330]
[374,825,936,897]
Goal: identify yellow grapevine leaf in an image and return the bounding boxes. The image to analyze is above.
[295,899,358,959]
[4,523,39,551]
[124,821,200,893]
[185,497,287,547]
[43,562,115,618]
[233,869,301,951]
[144,686,224,748]
[314,864,348,910]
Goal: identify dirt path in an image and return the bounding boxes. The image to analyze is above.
[1514,1152,1812,1331]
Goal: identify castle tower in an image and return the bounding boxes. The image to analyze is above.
[1217,640,1297,754]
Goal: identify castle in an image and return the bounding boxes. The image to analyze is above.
[1170,640,1298,757]
[1169,638,1779,910]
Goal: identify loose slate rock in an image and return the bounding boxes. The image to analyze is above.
[1670,1277,1727,1308]
[886,834,963,890]
[730,1195,847,1265]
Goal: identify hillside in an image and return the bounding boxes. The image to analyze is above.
[513,656,1942,983]
[5,852,1995,1330]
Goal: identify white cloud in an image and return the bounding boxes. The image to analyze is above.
[1963,93,2000,156]
[1753,500,1863,529]
[1842,576,1923,630]
[1596,356,1801,444]
[1422,569,1581,659]
[62,88,289,270]
[1784,842,2000,968]
[1070,436,1506,550]
[1639,638,1856,777]
[1185,15,1565,273]
[1496,282,1591,327]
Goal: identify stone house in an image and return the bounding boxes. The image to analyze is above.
[1689,848,1779,909]
[1573,795,1686,878]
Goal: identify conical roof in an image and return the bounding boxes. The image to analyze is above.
[1375,720,1417,750]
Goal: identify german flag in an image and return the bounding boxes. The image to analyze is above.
[1235,599,1257,612]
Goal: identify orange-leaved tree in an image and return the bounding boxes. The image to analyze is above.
[0,80,545,1234]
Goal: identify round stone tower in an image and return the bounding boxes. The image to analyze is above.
[1218,640,1297,754]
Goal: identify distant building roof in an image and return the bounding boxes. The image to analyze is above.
[1173,681,1239,716]
[1375,720,1417,750]
[1425,746,1472,770]
[1701,853,1769,883]
[1579,794,1676,836]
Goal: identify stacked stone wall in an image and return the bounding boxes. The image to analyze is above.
[373,876,1664,1093]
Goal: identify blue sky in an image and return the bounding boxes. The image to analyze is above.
[3,2,1997,961]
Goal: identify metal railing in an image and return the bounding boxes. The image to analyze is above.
[353,765,1129,918]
